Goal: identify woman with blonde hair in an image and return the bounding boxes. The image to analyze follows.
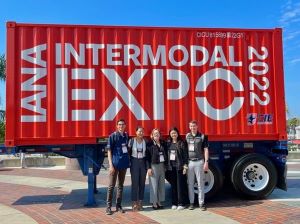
[146,128,167,209]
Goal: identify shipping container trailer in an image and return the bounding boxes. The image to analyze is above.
[1,22,287,205]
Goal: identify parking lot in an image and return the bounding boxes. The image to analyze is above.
[0,160,299,224]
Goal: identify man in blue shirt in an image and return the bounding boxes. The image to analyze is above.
[106,119,130,215]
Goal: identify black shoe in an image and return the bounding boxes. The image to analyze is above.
[106,207,113,215]
[188,204,194,210]
[116,205,125,213]
[152,204,159,210]
[199,204,206,211]
[157,204,164,209]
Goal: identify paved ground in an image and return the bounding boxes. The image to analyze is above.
[0,161,299,224]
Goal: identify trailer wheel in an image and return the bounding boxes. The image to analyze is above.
[231,154,277,199]
[194,162,223,199]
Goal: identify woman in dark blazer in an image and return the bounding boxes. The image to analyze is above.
[165,127,189,210]
[146,128,167,209]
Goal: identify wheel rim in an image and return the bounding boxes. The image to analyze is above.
[242,163,269,191]
[194,169,215,194]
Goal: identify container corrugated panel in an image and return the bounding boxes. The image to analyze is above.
[5,22,287,146]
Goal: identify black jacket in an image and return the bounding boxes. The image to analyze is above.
[146,140,167,169]
[166,139,188,171]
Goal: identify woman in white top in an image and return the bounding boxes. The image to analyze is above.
[128,126,147,211]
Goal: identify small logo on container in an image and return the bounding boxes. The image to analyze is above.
[247,113,257,125]
[247,113,273,125]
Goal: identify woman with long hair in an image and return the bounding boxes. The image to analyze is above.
[128,126,147,211]
[166,127,189,210]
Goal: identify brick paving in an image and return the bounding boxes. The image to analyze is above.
[208,196,300,224]
[0,181,158,224]
[0,167,300,224]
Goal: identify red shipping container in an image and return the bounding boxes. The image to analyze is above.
[5,22,286,146]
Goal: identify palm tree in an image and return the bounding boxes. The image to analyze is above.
[0,54,5,81]
[0,54,6,107]
[0,53,6,108]
[0,110,4,122]
[0,54,6,143]
[288,117,300,139]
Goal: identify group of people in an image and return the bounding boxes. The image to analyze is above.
[105,119,209,215]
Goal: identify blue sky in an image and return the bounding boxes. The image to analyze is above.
[0,0,299,118]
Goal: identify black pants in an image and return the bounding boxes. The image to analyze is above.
[130,157,147,201]
[106,168,127,207]
[169,166,188,206]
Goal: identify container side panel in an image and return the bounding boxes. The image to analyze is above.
[6,24,287,146]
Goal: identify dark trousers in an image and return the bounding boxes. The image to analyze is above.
[130,157,147,201]
[106,168,127,207]
[169,166,188,206]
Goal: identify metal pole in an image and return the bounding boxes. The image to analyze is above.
[85,147,96,206]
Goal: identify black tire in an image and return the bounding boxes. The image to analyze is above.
[230,154,249,194]
[231,153,277,199]
[194,162,224,200]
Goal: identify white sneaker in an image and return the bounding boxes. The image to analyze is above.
[177,206,185,210]
[171,205,177,210]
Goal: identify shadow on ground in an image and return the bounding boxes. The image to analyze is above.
[12,185,158,210]
[11,181,269,211]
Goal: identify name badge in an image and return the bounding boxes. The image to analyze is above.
[159,151,165,162]
[137,147,143,159]
[170,150,176,161]
[122,143,128,154]
[189,140,195,152]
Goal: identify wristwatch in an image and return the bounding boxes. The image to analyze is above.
[205,160,209,163]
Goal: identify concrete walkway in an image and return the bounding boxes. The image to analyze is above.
[0,174,105,192]
[0,204,38,224]
[140,208,240,224]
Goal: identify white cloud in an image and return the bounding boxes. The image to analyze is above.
[290,58,300,64]
[280,1,300,59]
[282,11,297,22]
[280,0,300,27]
[284,30,300,40]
